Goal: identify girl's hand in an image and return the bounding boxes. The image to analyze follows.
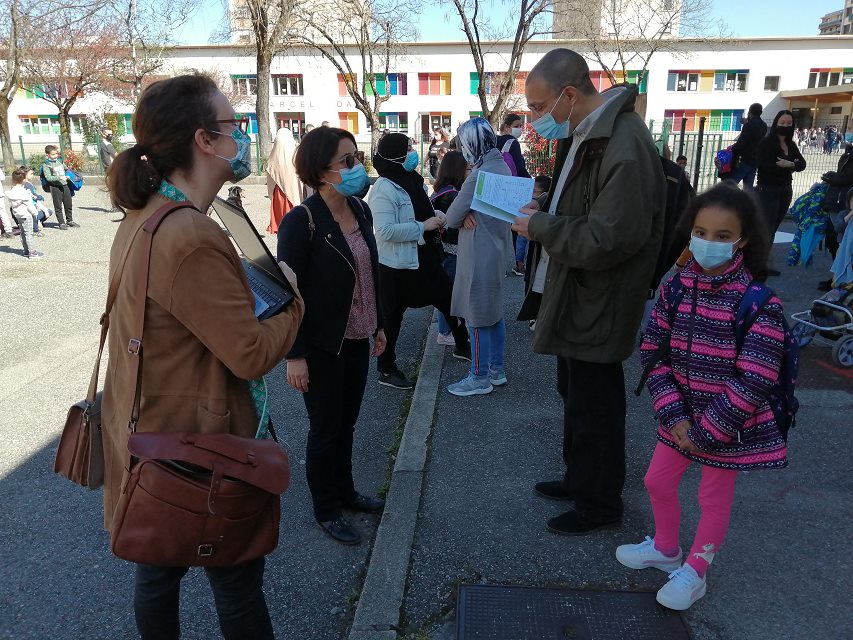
[671,420,697,452]
[463,213,477,230]
[423,216,444,231]
[372,329,387,357]
[286,358,309,393]
[775,158,795,169]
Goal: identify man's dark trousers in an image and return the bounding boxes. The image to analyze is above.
[557,357,626,523]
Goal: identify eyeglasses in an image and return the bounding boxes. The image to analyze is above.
[331,152,359,169]
[214,118,249,133]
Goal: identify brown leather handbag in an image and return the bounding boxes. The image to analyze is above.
[53,211,143,489]
[105,203,291,567]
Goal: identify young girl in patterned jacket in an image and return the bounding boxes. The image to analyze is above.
[617,182,787,611]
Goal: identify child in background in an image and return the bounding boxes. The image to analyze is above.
[7,167,44,259]
[21,166,52,235]
[514,175,551,277]
[618,183,787,610]
[676,154,691,183]
[42,145,76,229]
[0,167,14,239]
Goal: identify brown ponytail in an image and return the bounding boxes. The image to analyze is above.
[107,73,219,211]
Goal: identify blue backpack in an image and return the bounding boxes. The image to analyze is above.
[636,278,800,441]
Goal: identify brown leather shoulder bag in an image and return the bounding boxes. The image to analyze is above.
[96,202,290,567]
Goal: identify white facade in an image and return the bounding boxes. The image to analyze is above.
[8,36,853,153]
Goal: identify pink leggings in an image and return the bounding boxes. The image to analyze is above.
[645,442,738,577]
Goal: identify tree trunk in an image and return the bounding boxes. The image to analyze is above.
[0,97,16,170]
[369,112,381,157]
[58,108,73,151]
[255,51,273,165]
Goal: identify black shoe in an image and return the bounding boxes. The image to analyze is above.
[67,221,80,228]
[767,268,781,276]
[452,344,471,361]
[318,516,362,545]
[546,509,621,536]
[534,480,573,501]
[347,493,385,513]
[58,223,69,230]
[378,369,414,390]
[817,279,833,292]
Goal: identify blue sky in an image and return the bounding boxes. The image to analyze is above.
[175,0,846,44]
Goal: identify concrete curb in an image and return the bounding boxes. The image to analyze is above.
[348,314,445,640]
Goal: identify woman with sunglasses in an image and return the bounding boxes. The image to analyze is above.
[102,74,304,639]
[368,133,472,390]
[277,126,388,546]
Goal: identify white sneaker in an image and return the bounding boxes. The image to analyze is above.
[615,536,683,573]
[656,564,707,611]
[447,375,493,397]
[488,369,508,386]
[436,333,455,346]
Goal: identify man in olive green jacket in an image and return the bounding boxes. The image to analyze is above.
[514,49,665,535]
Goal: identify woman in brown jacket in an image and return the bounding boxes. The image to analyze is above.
[102,74,303,639]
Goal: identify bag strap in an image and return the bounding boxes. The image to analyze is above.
[300,203,315,241]
[429,186,458,202]
[734,282,773,352]
[501,139,515,154]
[125,201,200,431]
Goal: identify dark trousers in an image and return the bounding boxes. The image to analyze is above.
[557,357,627,523]
[757,184,793,239]
[303,338,369,522]
[49,183,72,224]
[134,558,273,640]
[377,261,468,374]
[725,161,757,191]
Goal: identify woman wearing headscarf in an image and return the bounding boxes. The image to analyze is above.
[445,118,513,397]
[266,127,302,234]
[367,133,471,390]
[756,110,806,275]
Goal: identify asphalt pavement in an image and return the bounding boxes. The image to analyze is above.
[0,184,430,640]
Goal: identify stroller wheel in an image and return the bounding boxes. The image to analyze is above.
[791,318,816,347]
[831,336,853,368]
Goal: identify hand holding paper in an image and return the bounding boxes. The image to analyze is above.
[471,172,534,223]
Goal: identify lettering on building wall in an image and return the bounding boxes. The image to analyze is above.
[337,100,355,109]
[276,100,315,109]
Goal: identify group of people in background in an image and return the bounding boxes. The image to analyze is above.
[797,125,845,154]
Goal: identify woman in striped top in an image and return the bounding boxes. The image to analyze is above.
[617,183,787,611]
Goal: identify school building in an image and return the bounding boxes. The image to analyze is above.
[8,35,853,151]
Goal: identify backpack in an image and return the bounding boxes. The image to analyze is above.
[636,278,800,441]
[648,157,693,296]
[500,139,519,176]
[39,167,50,193]
[714,147,734,177]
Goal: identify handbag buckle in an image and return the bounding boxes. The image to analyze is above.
[127,338,141,355]
[198,544,214,557]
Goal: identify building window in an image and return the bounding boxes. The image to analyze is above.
[69,115,86,135]
[667,71,700,92]
[807,68,848,88]
[366,73,408,96]
[377,112,408,133]
[469,111,483,118]
[713,71,748,92]
[418,73,452,96]
[664,109,743,133]
[231,75,257,96]
[469,72,528,95]
[831,106,843,115]
[20,115,59,135]
[272,74,303,96]
[339,112,359,134]
[275,112,305,137]
[764,76,780,91]
[338,74,356,97]
[843,70,853,84]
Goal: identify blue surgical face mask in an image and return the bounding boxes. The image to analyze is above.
[689,235,741,270]
[403,150,419,172]
[531,91,575,140]
[209,127,252,182]
[329,163,369,196]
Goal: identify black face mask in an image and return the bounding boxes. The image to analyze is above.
[776,125,794,137]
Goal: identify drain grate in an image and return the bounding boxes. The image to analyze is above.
[456,584,691,640]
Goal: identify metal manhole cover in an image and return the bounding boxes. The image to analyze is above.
[457,584,691,640]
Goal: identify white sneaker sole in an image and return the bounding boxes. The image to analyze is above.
[656,581,706,611]
[615,547,682,573]
[489,376,508,386]
[447,383,493,397]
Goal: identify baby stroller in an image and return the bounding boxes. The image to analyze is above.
[790,284,853,368]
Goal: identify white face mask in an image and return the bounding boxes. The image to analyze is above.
[689,236,742,270]
[511,127,522,138]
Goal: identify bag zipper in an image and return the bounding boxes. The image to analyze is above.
[324,233,356,355]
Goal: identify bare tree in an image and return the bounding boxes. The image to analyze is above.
[295,0,416,153]
[221,0,299,159]
[0,4,25,169]
[557,0,726,89]
[20,11,117,150]
[106,0,199,101]
[446,0,553,127]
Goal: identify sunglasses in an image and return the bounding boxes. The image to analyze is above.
[214,118,249,134]
[331,152,359,169]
